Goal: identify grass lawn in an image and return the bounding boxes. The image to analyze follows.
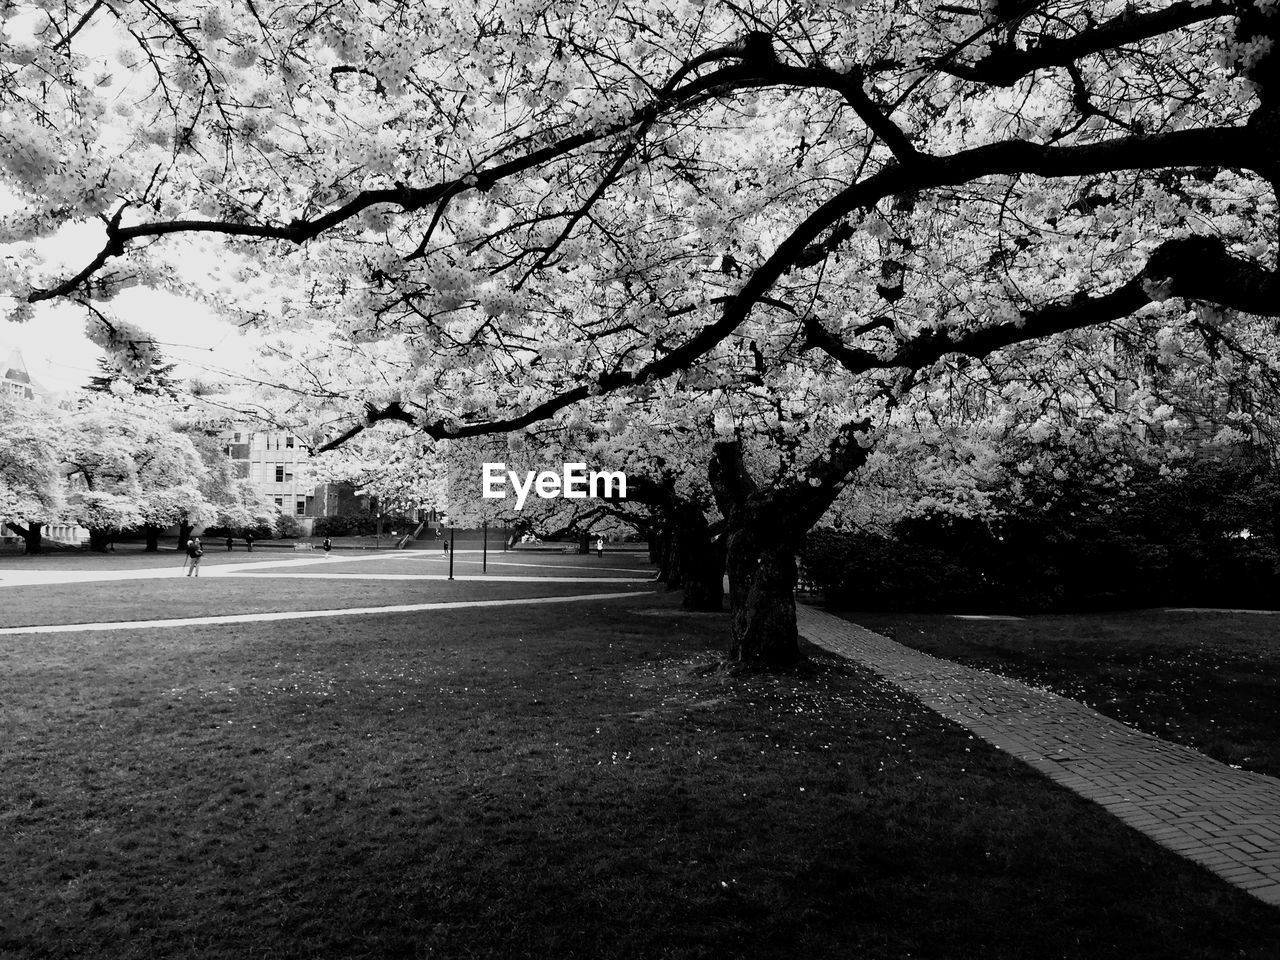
[836,610,1280,778]
[0,578,649,628]
[2,591,1278,959]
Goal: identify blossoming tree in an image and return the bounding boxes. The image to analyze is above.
[5,1,1280,663]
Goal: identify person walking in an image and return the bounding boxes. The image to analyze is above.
[596,536,605,558]
[245,532,254,552]
[225,535,234,551]
[185,538,203,577]
[323,537,332,556]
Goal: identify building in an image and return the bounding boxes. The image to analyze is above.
[2,348,63,407]
[219,426,316,519]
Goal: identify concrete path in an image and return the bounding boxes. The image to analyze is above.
[0,590,651,635]
[797,605,1280,908]
[0,549,649,588]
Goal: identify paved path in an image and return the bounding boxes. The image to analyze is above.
[0,550,650,588]
[797,605,1280,908]
[0,590,651,635]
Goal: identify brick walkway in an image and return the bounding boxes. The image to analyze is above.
[797,605,1280,908]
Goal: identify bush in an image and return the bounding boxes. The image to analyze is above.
[804,456,1280,613]
[202,522,277,541]
[311,514,416,538]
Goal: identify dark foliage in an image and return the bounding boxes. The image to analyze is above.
[312,513,416,537]
[804,457,1280,612]
[200,522,278,541]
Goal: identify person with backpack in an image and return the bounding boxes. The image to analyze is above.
[185,538,204,577]
[323,537,332,555]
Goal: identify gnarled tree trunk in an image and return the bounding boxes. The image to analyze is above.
[628,475,723,610]
[88,528,112,552]
[143,525,160,552]
[709,416,878,669]
[723,521,799,668]
[8,520,44,555]
[671,503,723,612]
[711,441,801,668]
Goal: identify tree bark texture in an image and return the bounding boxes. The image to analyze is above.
[8,520,43,555]
[710,441,802,668]
[722,521,799,668]
[625,474,724,610]
[671,503,723,612]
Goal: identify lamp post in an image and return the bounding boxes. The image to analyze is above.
[482,520,488,573]
[448,526,455,580]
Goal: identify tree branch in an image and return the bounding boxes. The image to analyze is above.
[804,235,1280,381]
[941,0,1235,87]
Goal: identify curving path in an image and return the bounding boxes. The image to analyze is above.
[0,590,650,635]
[798,605,1280,908]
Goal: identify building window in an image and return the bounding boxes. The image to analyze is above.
[233,432,241,443]
[275,466,285,482]
[295,501,305,515]
[274,497,283,508]
[285,436,294,448]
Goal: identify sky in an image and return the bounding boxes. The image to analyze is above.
[2,213,263,395]
[1,291,260,394]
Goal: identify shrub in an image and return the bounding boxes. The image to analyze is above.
[805,456,1280,612]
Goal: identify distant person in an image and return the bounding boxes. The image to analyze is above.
[185,538,203,577]
[245,532,254,552]
[596,537,605,558]
[443,540,450,554]
[225,535,234,551]
[323,537,332,555]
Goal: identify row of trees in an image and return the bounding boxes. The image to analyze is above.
[0,396,277,554]
[5,1,1280,666]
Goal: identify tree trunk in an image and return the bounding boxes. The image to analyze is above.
[177,521,194,550]
[579,532,591,555]
[672,505,723,612]
[8,520,43,555]
[661,523,684,590]
[710,440,801,669]
[143,525,160,552]
[723,520,799,668]
[88,528,112,553]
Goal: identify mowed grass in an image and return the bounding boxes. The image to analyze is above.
[2,594,1279,959]
[839,611,1280,778]
[0,550,651,627]
[0,578,648,628]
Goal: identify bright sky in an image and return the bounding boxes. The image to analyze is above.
[2,216,264,394]
[0,291,259,394]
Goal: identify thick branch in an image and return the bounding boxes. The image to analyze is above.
[806,236,1280,380]
[323,126,1259,450]
[941,0,1235,87]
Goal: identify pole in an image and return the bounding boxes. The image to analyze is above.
[482,520,488,573]
[448,526,455,580]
